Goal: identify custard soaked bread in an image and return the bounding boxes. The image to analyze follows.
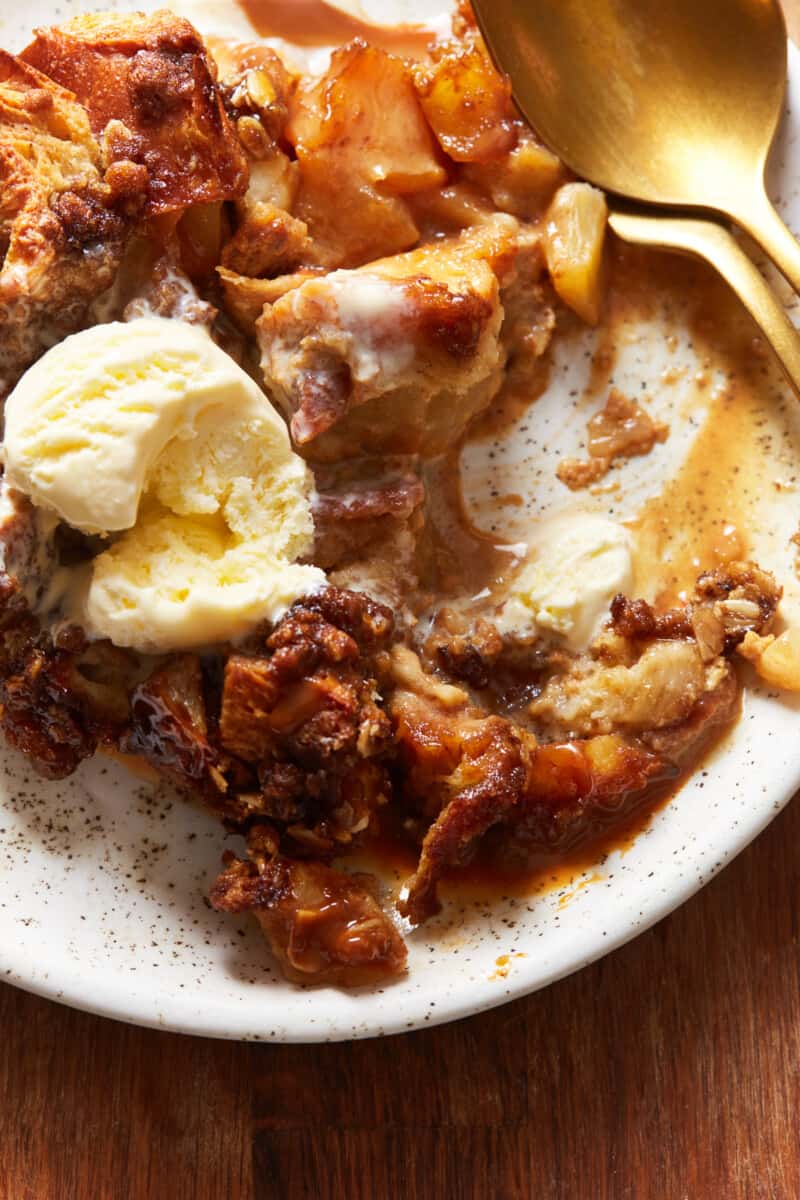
[0,4,792,988]
[22,10,248,215]
[1,9,251,398]
[0,51,141,396]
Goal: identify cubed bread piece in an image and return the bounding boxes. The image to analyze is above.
[257,226,511,460]
[22,10,248,215]
[0,50,142,395]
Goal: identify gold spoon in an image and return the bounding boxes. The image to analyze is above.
[608,207,800,392]
[471,0,800,290]
[471,0,800,392]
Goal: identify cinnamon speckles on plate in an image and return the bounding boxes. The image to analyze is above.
[1,0,800,1041]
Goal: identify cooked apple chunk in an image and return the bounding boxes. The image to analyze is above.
[738,628,800,690]
[285,40,447,268]
[544,182,608,325]
[413,32,517,163]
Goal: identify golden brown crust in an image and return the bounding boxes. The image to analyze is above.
[0,49,142,394]
[257,228,508,460]
[220,202,310,278]
[211,829,407,986]
[22,10,248,216]
[217,267,320,334]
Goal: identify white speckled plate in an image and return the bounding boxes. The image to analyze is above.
[1,0,800,1042]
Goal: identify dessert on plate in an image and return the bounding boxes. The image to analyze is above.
[0,2,793,986]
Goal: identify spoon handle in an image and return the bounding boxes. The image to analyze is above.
[608,208,800,396]
[733,187,800,298]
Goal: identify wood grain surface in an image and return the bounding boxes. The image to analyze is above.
[2,791,799,1199]
[3,6,800,1199]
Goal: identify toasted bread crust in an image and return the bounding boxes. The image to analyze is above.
[22,10,248,215]
[0,50,142,395]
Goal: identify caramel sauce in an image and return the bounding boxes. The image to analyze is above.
[100,748,161,784]
[356,242,781,910]
[357,771,683,906]
[489,951,526,979]
[422,242,777,611]
[234,0,439,56]
[418,451,523,601]
[469,353,553,443]
[441,774,680,903]
[629,394,750,606]
[359,716,733,911]
[617,246,788,607]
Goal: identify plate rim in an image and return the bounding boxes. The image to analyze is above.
[0,3,799,1042]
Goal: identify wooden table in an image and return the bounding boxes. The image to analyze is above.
[4,8,800,1199]
[2,793,799,1198]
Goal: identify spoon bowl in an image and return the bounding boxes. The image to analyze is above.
[473,0,786,211]
[473,0,800,292]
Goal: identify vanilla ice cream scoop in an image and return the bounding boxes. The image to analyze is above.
[497,514,633,649]
[4,318,324,652]
[5,317,279,535]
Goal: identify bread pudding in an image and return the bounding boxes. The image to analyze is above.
[0,1,794,989]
